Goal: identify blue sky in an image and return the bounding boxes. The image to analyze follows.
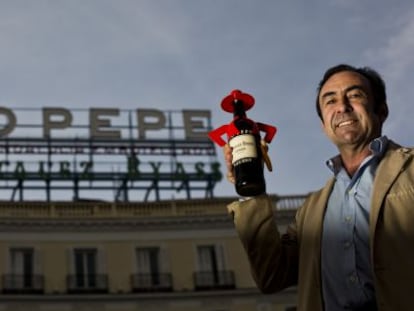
[1,0,414,200]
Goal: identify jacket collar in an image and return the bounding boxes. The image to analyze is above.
[326,136,389,175]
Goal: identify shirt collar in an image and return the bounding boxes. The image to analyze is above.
[326,136,389,175]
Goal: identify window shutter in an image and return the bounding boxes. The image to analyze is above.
[214,244,226,271]
[66,247,74,274]
[159,246,169,273]
[97,247,106,275]
[33,247,42,275]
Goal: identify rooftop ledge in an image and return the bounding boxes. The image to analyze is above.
[0,194,307,219]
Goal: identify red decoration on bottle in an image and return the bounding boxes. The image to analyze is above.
[208,89,277,147]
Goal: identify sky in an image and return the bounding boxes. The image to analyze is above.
[1,0,414,201]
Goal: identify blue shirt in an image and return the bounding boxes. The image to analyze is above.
[321,136,388,310]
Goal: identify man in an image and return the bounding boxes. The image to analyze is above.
[224,64,414,310]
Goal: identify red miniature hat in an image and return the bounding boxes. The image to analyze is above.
[221,89,255,113]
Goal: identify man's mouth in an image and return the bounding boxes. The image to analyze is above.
[336,120,357,128]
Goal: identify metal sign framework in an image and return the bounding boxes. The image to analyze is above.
[0,108,221,202]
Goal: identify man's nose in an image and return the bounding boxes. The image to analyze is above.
[336,98,353,113]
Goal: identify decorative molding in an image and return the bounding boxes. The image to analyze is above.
[0,195,300,232]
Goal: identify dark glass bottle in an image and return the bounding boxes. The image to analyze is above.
[229,100,266,196]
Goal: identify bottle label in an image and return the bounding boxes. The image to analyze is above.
[229,134,257,165]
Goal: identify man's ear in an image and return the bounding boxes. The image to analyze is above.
[320,118,327,134]
[379,103,389,123]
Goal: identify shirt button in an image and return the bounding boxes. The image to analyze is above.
[349,274,357,283]
[345,216,352,223]
[344,241,351,248]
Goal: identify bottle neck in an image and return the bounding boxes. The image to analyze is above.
[233,100,246,118]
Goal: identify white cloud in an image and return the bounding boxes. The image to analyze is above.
[364,9,414,80]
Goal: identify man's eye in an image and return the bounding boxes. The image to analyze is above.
[348,91,364,99]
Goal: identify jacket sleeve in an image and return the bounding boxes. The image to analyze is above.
[227,194,299,293]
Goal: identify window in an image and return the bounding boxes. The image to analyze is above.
[136,247,160,285]
[74,248,97,288]
[3,247,43,293]
[197,245,225,278]
[67,247,107,293]
[195,244,234,290]
[9,248,34,289]
[133,247,172,291]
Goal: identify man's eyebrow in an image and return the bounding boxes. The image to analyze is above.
[320,85,366,100]
[344,85,366,94]
[320,91,336,100]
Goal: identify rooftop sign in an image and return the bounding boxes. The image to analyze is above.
[0,107,222,202]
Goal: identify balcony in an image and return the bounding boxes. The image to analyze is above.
[131,273,173,292]
[194,270,235,290]
[2,274,44,294]
[66,274,108,294]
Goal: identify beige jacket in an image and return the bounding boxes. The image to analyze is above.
[228,142,414,310]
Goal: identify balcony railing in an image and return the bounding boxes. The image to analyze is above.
[66,274,108,294]
[194,270,235,290]
[0,194,306,219]
[131,273,173,292]
[2,274,44,294]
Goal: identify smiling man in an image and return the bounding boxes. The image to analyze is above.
[317,67,389,176]
[224,64,414,310]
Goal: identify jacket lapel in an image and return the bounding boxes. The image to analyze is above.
[315,178,335,292]
[370,142,412,261]
[306,178,335,287]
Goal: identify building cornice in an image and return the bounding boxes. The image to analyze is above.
[0,194,301,232]
[0,214,233,232]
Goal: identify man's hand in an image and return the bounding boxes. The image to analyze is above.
[261,140,272,172]
[223,144,235,184]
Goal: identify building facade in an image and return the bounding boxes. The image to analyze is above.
[0,194,305,311]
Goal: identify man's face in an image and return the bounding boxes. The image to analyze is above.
[318,71,383,149]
